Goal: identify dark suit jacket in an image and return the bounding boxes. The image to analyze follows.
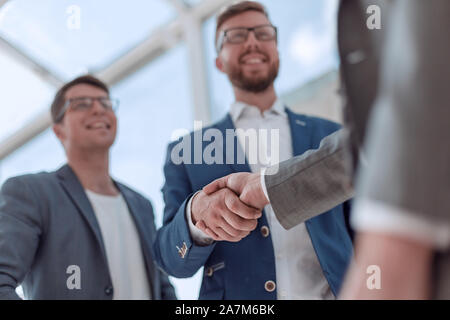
[0,164,176,300]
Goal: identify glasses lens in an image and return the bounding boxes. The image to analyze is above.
[107,98,119,111]
[71,97,92,110]
[255,26,276,41]
[99,98,114,110]
[227,29,249,43]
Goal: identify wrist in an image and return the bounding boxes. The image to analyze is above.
[258,170,270,205]
[190,191,203,225]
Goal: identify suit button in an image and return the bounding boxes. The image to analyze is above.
[265,280,276,292]
[206,267,214,277]
[261,226,270,238]
[105,286,113,296]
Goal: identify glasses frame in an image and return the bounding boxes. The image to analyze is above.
[216,24,278,53]
[55,96,119,123]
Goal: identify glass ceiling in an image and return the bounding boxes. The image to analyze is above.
[0,49,54,141]
[0,0,176,80]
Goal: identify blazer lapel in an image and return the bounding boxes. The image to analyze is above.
[213,114,252,174]
[56,164,107,259]
[285,108,314,157]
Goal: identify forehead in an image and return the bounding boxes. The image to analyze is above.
[64,83,108,99]
[220,10,271,32]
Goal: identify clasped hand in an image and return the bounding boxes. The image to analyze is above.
[191,172,270,242]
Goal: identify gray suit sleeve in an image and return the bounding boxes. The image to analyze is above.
[265,129,354,229]
[357,0,450,222]
[0,177,43,300]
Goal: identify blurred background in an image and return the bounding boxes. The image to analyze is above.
[0,0,342,299]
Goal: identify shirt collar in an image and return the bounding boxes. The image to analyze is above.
[229,98,286,122]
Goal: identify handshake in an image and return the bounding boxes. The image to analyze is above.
[191,172,270,242]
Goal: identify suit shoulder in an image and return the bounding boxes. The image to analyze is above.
[289,110,341,131]
[115,181,153,207]
[2,171,57,191]
[310,116,341,132]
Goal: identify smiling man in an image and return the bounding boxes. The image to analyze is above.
[154,1,353,300]
[0,75,176,300]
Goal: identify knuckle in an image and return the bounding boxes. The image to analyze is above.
[228,198,239,212]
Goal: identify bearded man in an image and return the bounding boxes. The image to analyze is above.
[153,1,353,300]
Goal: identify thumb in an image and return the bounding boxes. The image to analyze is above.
[203,175,229,195]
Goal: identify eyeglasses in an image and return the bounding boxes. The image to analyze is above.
[216,24,277,52]
[56,96,119,122]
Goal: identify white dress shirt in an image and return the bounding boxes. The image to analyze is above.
[350,199,450,250]
[187,99,334,300]
[86,190,151,300]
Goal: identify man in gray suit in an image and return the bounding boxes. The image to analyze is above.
[0,75,176,300]
[204,0,450,299]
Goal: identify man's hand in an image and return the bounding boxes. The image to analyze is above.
[191,188,262,242]
[203,172,270,210]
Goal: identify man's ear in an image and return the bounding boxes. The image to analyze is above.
[215,56,225,73]
[52,123,65,141]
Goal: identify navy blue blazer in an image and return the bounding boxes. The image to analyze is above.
[153,108,353,299]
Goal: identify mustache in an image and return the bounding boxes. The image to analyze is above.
[238,48,269,63]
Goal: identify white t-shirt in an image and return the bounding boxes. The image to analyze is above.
[86,190,151,300]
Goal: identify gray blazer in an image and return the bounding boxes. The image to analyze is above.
[0,164,176,300]
[266,0,450,298]
[265,129,354,230]
[265,0,388,230]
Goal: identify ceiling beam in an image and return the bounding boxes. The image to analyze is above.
[166,0,190,13]
[0,0,9,10]
[96,21,183,86]
[0,0,234,160]
[0,36,64,88]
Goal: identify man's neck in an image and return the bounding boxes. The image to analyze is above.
[67,149,119,196]
[233,85,278,113]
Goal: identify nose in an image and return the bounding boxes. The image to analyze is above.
[90,99,106,115]
[244,30,260,49]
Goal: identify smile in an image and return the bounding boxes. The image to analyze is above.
[241,54,268,65]
[244,58,265,64]
[86,121,111,130]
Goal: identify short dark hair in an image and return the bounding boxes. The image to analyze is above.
[51,75,109,123]
[215,1,270,48]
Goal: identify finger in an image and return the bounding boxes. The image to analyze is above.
[224,192,262,220]
[196,220,221,241]
[221,208,258,232]
[203,175,229,195]
[210,226,244,242]
[195,220,208,233]
[216,216,250,238]
[203,227,221,241]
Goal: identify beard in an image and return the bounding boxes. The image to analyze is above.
[227,56,279,93]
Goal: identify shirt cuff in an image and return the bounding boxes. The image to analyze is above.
[351,199,450,250]
[260,168,270,204]
[186,191,214,246]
